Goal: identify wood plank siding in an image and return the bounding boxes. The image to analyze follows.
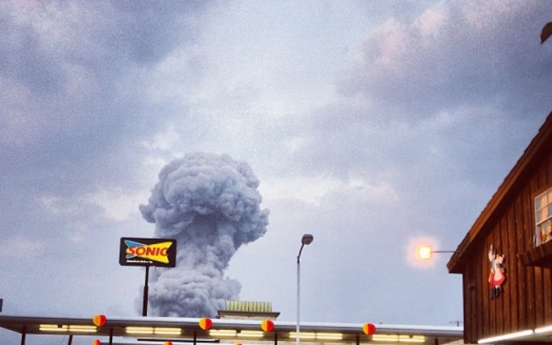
[447,113,552,344]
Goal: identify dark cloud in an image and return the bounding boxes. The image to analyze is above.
[283,1,552,202]
[0,0,210,152]
[0,0,213,225]
[0,2,216,307]
[340,1,552,122]
[0,13,63,93]
[109,0,207,64]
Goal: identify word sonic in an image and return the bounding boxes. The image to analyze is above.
[125,240,173,264]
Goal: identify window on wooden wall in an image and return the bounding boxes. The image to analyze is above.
[535,187,552,246]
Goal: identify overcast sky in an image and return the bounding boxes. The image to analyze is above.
[1,0,552,343]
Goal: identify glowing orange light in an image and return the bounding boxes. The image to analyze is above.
[199,318,213,330]
[417,246,432,260]
[164,342,173,345]
[261,320,274,332]
[92,314,107,327]
[92,339,101,345]
[362,323,376,335]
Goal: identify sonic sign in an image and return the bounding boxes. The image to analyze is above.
[119,237,177,267]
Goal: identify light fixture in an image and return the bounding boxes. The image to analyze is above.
[302,234,314,245]
[399,335,425,343]
[209,330,237,337]
[39,324,68,332]
[478,329,534,343]
[417,245,455,260]
[372,334,399,342]
[535,325,552,334]
[290,332,316,339]
[237,331,264,337]
[154,327,182,335]
[316,333,343,340]
[68,325,97,333]
[125,326,154,334]
[371,334,425,343]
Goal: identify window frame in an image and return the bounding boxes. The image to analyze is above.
[534,187,552,247]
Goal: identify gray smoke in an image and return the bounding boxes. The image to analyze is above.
[139,152,269,317]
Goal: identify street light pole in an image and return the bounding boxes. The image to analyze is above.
[297,234,313,345]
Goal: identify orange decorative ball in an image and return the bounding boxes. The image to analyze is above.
[261,320,274,332]
[362,323,376,335]
[92,339,101,345]
[92,315,107,327]
[199,318,213,330]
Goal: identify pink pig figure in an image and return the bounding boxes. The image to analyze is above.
[488,245,506,299]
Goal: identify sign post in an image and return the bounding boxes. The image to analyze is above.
[143,265,149,317]
[119,237,177,316]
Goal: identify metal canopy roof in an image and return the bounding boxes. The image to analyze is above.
[0,314,463,345]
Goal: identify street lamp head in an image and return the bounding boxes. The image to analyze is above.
[418,246,432,260]
[302,234,314,245]
[417,245,456,260]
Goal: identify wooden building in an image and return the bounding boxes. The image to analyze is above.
[447,112,552,344]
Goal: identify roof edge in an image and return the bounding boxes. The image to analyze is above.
[447,111,552,273]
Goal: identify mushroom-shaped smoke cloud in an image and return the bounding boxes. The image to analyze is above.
[139,152,270,317]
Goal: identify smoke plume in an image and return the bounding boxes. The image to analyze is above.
[139,152,269,317]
